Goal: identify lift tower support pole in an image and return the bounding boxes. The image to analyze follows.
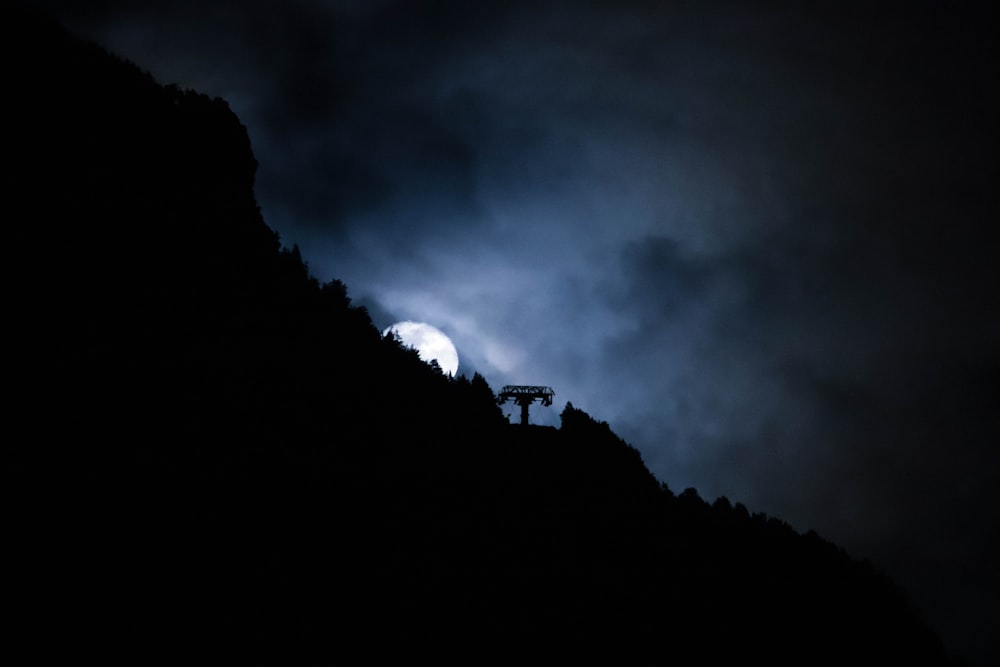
[497,385,555,426]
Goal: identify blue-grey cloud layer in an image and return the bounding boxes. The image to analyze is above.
[39,1,998,662]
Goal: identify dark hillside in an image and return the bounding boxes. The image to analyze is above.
[6,8,956,664]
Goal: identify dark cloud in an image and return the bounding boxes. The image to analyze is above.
[36,1,998,662]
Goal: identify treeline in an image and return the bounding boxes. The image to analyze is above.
[5,6,958,664]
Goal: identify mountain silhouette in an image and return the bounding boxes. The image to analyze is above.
[6,7,959,664]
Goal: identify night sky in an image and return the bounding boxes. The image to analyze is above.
[35,1,997,662]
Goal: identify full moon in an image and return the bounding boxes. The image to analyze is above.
[384,321,459,376]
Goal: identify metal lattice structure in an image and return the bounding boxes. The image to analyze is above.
[497,385,555,426]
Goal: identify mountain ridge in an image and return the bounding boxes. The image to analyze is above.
[6,7,958,663]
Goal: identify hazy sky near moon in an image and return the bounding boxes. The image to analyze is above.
[35,2,998,663]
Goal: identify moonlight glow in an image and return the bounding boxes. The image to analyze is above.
[384,321,459,376]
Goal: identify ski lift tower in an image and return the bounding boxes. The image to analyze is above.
[497,385,555,426]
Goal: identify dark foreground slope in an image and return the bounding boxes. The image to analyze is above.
[6,8,956,664]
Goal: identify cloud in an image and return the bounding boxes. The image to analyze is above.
[38,1,999,661]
